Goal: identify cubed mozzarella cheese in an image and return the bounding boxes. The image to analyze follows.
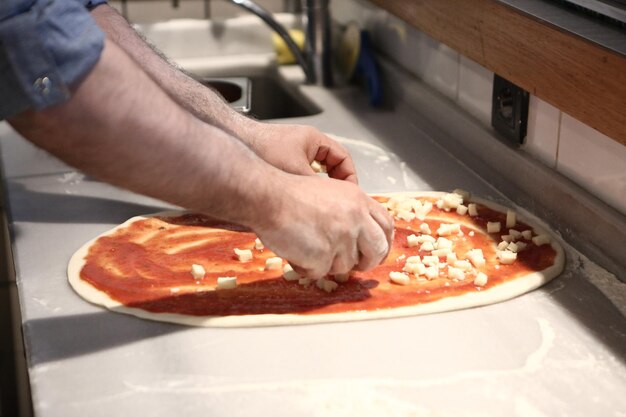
[442,193,464,209]
[437,223,461,236]
[487,222,501,233]
[254,238,264,250]
[522,230,533,240]
[406,255,421,264]
[283,264,301,281]
[446,252,458,264]
[497,250,517,264]
[507,242,519,253]
[310,160,327,173]
[452,188,471,201]
[506,210,517,228]
[453,260,472,271]
[316,278,339,293]
[265,256,283,270]
[419,223,432,235]
[217,276,237,289]
[422,255,439,266]
[396,210,416,222]
[407,234,420,247]
[468,231,475,237]
[404,262,426,275]
[466,249,486,268]
[532,234,551,246]
[420,242,435,252]
[389,271,410,285]
[424,266,439,280]
[234,248,253,262]
[516,241,528,251]
[298,278,312,286]
[509,229,522,239]
[501,234,513,243]
[497,241,509,251]
[474,272,488,287]
[190,264,206,280]
[432,248,452,257]
[456,204,468,215]
[436,237,453,249]
[447,266,465,280]
[468,203,478,217]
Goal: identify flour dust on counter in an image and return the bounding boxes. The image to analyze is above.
[67,190,564,327]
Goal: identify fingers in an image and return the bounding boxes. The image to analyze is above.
[355,214,390,271]
[314,137,358,184]
[367,197,394,259]
[329,236,359,275]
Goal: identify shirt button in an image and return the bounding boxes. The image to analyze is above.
[33,76,52,96]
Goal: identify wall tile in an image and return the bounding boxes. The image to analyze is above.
[558,113,626,214]
[523,96,560,168]
[457,56,493,126]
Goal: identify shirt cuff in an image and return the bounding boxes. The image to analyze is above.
[0,0,104,116]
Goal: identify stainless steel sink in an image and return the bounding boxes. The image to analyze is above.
[198,73,321,120]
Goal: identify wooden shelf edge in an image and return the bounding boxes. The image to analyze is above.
[369,0,626,146]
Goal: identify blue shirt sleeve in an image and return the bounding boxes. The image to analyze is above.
[0,0,106,120]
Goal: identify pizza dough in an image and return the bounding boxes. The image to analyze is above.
[68,192,565,327]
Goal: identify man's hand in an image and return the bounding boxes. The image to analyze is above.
[245,123,358,183]
[252,175,394,279]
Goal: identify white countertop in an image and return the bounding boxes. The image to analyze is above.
[1,73,625,417]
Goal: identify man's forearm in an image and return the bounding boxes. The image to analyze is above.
[9,39,279,227]
[90,5,260,144]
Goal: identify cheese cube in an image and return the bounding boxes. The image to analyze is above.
[234,248,253,262]
[416,235,437,243]
[298,278,312,286]
[497,241,509,251]
[396,254,407,262]
[522,230,533,240]
[468,203,478,217]
[466,249,486,268]
[453,260,473,271]
[283,264,301,281]
[190,264,206,280]
[506,210,517,228]
[436,237,453,249]
[468,231,475,237]
[497,250,517,264]
[310,160,327,173]
[487,222,501,233]
[420,242,435,252]
[474,272,488,287]
[437,223,461,236]
[447,266,465,280]
[452,188,471,201]
[532,234,551,246]
[501,234,513,243]
[316,278,339,293]
[254,238,264,250]
[217,276,237,289]
[509,229,522,239]
[396,210,416,222]
[442,193,464,209]
[456,204,468,215]
[406,255,421,264]
[407,234,420,247]
[446,252,458,264]
[419,223,432,235]
[422,255,439,266]
[515,241,528,251]
[404,262,426,275]
[432,248,452,257]
[507,242,519,253]
[424,266,439,280]
[265,257,283,270]
[389,271,410,285]
[436,199,444,209]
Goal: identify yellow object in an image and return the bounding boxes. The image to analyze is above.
[272,29,305,65]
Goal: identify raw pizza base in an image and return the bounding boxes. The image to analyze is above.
[68,192,565,327]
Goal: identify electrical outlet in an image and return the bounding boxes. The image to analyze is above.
[491,75,529,144]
